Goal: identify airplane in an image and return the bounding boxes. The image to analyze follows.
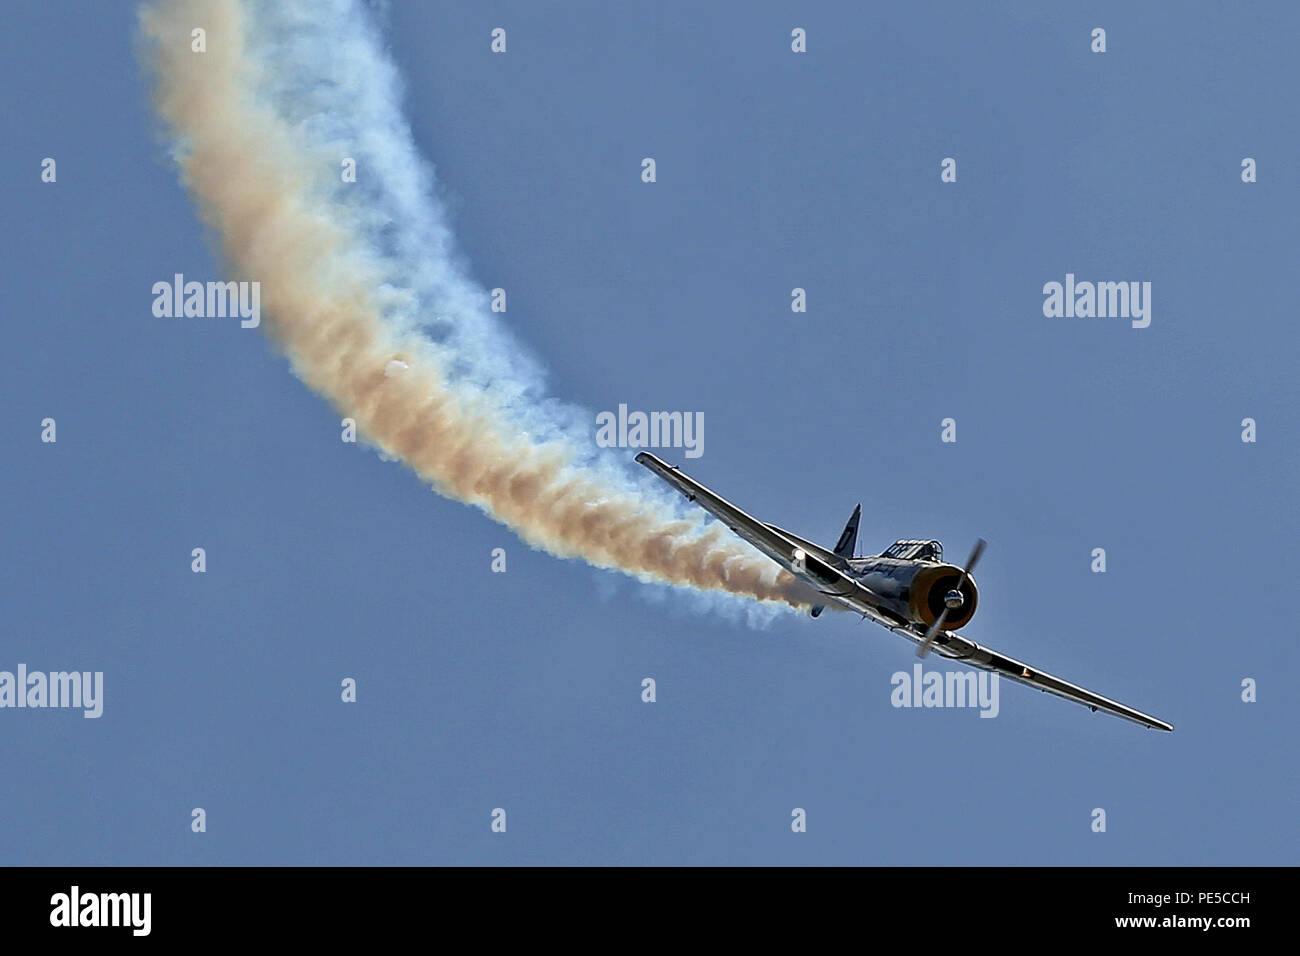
[636,452,1173,732]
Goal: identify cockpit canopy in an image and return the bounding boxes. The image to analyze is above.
[880,539,944,562]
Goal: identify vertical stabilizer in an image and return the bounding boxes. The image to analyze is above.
[833,504,861,558]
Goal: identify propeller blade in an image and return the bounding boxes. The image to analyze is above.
[916,538,985,658]
[916,608,948,658]
[957,538,986,586]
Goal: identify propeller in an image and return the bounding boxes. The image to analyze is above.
[916,538,985,658]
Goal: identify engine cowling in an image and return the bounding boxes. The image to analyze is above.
[908,563,978,631]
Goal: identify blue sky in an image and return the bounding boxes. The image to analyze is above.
[1,0,1295,865]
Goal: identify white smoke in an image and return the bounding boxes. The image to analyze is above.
[138,0,821,615]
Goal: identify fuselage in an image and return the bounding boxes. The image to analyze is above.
[845,555,978,631]
[767,528,978,630]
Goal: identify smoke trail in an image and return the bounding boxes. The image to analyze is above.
[138,0,820,613]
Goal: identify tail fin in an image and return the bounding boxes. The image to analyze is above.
[833,504,861,558]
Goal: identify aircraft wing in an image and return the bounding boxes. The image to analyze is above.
[919,628,1174,731]
[636,452,808,567]
[636,452,886,614]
